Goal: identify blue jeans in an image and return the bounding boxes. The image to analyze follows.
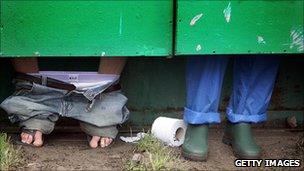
[184,56,280,124]
[0,81,129,138]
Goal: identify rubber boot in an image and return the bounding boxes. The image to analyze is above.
[222,122,261,159]
[182,124,208,161]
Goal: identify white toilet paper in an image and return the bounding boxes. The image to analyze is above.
[151,117,187,147]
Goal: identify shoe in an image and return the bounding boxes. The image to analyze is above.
[222,122,261,159]
[182,124,208,161]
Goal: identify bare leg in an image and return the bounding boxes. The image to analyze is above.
[98,57,126,74]
[12,58,39,73]
[89,57,126,148]
[12,58,43,146]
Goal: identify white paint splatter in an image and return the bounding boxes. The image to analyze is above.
[257,36,266,44]
[119,12,123,35]
[223,2,231,23]
[34,51,40,56]
[190,13,203,26]
[290,27,304,52]
[196,44,202,51]
[101,52,106,56]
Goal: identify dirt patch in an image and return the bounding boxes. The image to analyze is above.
[12,133,133,170]
[168,129,304,170]
[10,129,304,170]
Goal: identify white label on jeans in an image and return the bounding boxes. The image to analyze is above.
[68,74,79,82]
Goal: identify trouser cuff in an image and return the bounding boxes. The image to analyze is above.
[226,108,267,123]
[20,118,55,134]
[79,122,118,139]
[183,107,221,124]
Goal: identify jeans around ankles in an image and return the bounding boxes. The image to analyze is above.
[0,81,129,136]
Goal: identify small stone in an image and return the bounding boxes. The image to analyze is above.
[57,166,67,170]
[110,154,121,159]
[131,153,144,164]
[26,162,42,170]
[27,162,38,167]
[287,116,297,128]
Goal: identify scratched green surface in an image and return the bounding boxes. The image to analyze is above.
[0,0,173,57]
[176,0,304,55]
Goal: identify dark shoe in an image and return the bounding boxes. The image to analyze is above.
[222,122,261,159]
[182,124,208,161]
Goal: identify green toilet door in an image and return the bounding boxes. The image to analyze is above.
[175,0,304,55]
[0,0,173,57]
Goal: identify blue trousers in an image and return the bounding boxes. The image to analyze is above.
[184,56,280,124]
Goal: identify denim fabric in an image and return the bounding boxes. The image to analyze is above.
[184,56,279,124]
[226,57,279,123]
[79,122,118,139]
[0,81,129,137]
[184,56,228,124]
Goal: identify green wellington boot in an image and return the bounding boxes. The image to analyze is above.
[182,124,208,161]
[222,122,261,159]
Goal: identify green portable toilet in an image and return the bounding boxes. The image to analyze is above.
[0,0,303,127]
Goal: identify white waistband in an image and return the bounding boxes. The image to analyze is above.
[28,71,119,90]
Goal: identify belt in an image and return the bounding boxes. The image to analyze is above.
[15,72,121,93]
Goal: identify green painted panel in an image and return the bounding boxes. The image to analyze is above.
[0,0,173,57]
[176,0,304,55]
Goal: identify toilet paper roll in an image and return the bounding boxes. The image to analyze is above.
[151,117,187,147]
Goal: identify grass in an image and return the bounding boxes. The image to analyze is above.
[0,133,23,170]
[125,133,174,171]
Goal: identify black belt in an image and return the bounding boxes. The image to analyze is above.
[15,72,121,93]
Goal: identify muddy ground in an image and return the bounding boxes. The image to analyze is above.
[10,129,303,170]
